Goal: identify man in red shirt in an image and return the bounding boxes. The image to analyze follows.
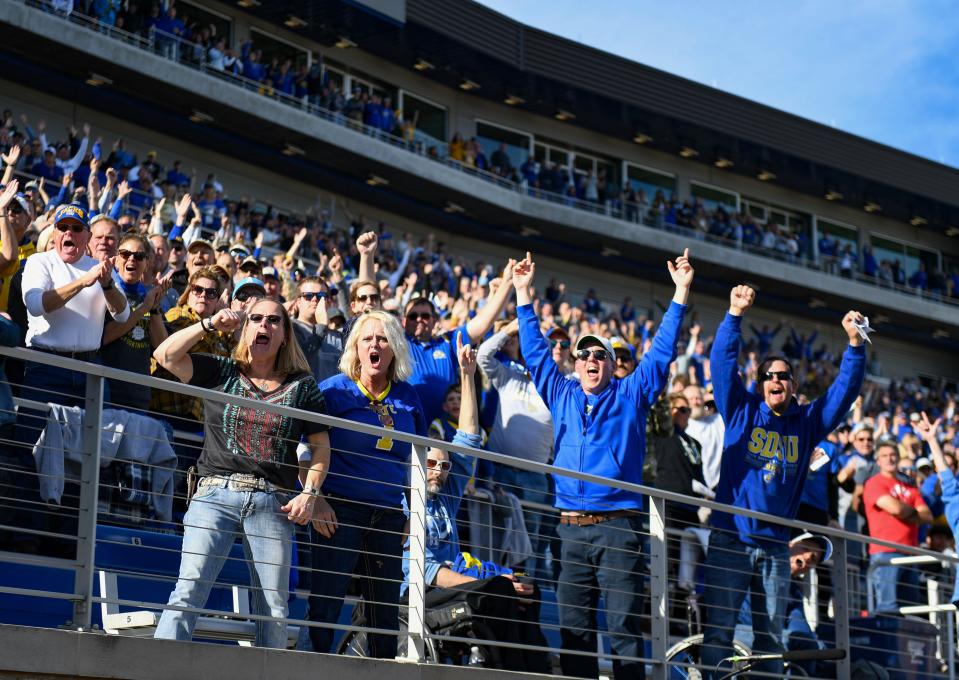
[863,441,932,613]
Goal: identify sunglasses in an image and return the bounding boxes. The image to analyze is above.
[549,339,571,349]
[240,265,261,273]
[171,244,185,251]
[426,458,452,471]
[673,406,691,415]
[248,313,283,325]
[118,249,148,262]
[235,289,265,302]
[762,370,792,382]
[55,223,85,233]
[355,293,381,303]
[615,353,634,363]
[299,291,327,301]
[575,349,610,362]
[190,285,220,299]
[230,249,248,257]
[215,246,230,254]
[407,312,433,322]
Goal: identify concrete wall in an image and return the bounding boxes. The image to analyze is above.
[0,624,538,680]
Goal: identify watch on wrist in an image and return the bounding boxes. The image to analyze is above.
[101,279,114,291]
[301,484,320,497]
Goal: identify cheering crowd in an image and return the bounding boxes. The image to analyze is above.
[0,111,958,678]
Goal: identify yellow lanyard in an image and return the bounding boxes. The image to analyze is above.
[356,381,394,451]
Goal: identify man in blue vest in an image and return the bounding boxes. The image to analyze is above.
[702,284,866,680]
[512,249,693,680]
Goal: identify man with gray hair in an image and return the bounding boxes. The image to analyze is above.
[683,383,725,493]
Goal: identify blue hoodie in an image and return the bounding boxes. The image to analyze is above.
[711,313,865,545]
[938,468,959,602]
[518,300,685,511]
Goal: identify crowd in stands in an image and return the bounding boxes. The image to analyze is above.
[1,96,959,673]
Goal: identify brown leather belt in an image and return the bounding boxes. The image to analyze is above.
[560,509,635,526]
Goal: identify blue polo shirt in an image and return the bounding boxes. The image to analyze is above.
[406,324,468,425]
[320,374,427,508]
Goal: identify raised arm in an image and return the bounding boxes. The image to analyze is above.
[808,311,866,438]
[465,258,515,343]
[915,412,947,473]
[626,249,692,409]
[476,321,516,388]
[152,308,243,383]
[356,230,377,283]
[710,285,755,419]
[513,253,567,407]
[0,181,20,269]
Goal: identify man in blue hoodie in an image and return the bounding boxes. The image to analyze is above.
[513,249,693,680]
[702,284,866,680]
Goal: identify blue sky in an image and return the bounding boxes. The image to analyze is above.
[475,1,959,168]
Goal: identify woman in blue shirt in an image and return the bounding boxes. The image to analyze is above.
[309,310,427,657]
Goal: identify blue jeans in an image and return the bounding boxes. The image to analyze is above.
[154,482,293,648]
[306,497,405,657]
[869,551,919,614]
[556,514,646,680]
[493,464,551,580]
[702,532,790,680]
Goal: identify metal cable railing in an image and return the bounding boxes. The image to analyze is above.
[0,345,954,680]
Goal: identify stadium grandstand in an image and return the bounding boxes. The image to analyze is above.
[0,2,957,680]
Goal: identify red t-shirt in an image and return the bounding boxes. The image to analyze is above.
[863,473,926,554]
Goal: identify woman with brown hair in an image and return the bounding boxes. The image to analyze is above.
[153,298,332,647]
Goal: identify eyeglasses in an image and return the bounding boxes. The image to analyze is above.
[171,244,184,251]
[118,249,148,262]
[230,249,248,257]
[355,293,381,303]
[426,458,451,471]
[549,339,571,349]
[299,291,327,301]
[761,370,793,382]
[407,312,433,322]
[248,313,283,326]
[240,265,260,273]
[575,349,610,362]
[673,406,691,415]
[190,285,220,299]
[55,223,85,234]
[215,246,230,254]
[615,353,634,363]
[235,289,265,302]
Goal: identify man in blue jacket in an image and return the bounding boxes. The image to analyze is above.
[512,249,693,680]
[702,284,866,680]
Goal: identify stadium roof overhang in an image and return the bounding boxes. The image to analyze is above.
[239,0,959,238]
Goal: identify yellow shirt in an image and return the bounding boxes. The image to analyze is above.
[0,240,36,312]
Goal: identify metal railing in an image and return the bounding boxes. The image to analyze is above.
[16,0,959,311]
[0,344,955,680]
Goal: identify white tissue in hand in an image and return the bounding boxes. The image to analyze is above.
[853,316,875,344]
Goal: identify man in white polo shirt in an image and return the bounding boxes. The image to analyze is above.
[20,203,129,416]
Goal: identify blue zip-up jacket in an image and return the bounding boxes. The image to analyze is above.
[711,313,865,544]
[938,468,959,602]
[518,300,685,511]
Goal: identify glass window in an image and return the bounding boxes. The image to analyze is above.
[250,28,309,70]
[476,121,531,171]
[871,235,938,281]
[818,219,858,256]
[324,66,344,91]
[399,92,447,148]
[624,163,676,201]
[690,182,739,212]
[179,1,233,45]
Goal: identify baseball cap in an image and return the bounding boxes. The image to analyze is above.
[187,238,214,253]
[53,203,89,229]
[328,307,346,322]
[575,334,614,358]
[915,457,933,470]
[610,337,636,360]
[909,412,921,423]
[11,192,31,215]
[790,531,833,563]
[261,266,279,280]
[546,326,570,341]
[239,256,261,270]
[232,277,266,299]
[229,242,250,257]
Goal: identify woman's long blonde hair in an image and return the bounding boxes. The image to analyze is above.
[232,299,311,377]
[339,310,413,382]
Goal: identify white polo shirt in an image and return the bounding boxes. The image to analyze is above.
[22,250,129,352]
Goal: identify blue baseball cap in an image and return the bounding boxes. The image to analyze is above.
[53,203,89,229]
[232,277,266,299]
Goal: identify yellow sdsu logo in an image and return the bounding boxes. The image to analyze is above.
[747,428,799,463]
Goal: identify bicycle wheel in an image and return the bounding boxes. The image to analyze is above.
[664,634,751,680]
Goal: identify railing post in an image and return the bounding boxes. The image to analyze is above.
[832,536,851,680]
[648,496,668,680]
[72,372,103,630]
[404,443,428,662]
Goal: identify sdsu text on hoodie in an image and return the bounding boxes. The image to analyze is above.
[710,313,865,545]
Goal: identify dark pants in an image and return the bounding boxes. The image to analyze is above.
[307,497,405,657]
[426,576,552,673]
[557,515,647,680]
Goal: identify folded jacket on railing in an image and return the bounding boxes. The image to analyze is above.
[32,404,177,521]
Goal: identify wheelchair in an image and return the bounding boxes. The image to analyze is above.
[664,634,809,679]
[335,596,503,668]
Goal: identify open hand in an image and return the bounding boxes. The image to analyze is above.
[915,412,941,443]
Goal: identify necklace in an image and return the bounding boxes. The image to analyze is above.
[356,380,394,450]
[249,373,280,391]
